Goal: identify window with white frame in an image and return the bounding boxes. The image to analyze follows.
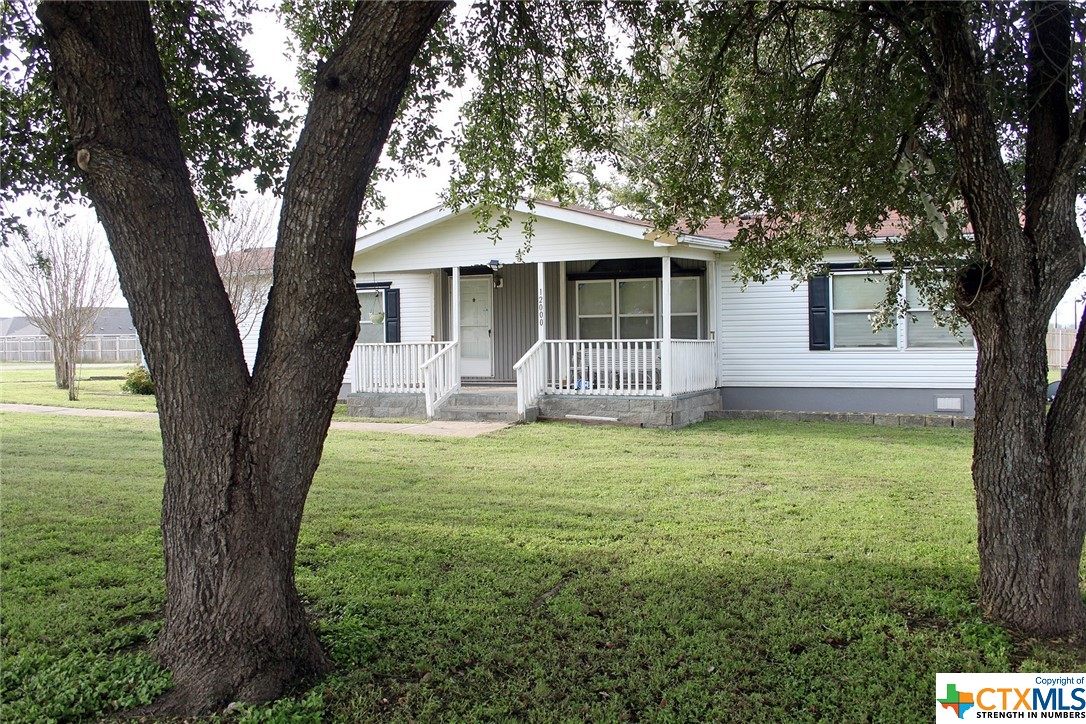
[903,279,972,347]
[831,273,897,348]
[617,279,656,339]
[357,289,386,344]
[671,277,701,339]
[575,277,703,340]
[576,280,614,339]
[830,272,973,349]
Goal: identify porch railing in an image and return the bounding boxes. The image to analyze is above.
[513,340,547,415]
[545,339,664,395]
[669,340,717,394]
[513,339,718,399]
[353,342,449,393]
[421,341,460,418]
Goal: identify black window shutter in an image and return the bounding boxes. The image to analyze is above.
[384,288,401,343]
[808,275,830,350]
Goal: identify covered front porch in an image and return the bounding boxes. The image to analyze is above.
[346,202,726,426]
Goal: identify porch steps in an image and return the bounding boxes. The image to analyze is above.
[434,388,523,423]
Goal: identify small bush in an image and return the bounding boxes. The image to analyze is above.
[120,366,154,395]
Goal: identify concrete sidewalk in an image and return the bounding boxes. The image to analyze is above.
[0,403,511,438]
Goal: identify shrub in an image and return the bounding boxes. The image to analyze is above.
[120,366,154,395]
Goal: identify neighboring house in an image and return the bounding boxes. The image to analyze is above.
[0,307,141,362]
[342,200,976,427]
[218,247,275,369]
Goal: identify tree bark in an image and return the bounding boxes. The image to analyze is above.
[50,336,67,389]
[926,1,1086,635]
[37,0,447,713]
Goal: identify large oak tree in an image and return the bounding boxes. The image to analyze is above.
[24,0,447,712]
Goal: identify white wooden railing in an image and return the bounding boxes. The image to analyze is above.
[353,342,448,393]
[421,341,460,418]
[513,340,547,415]
[544,339,664,395]
[514,339,718,400]
[669,340,717,394]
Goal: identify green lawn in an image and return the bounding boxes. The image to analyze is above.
[1,413,1082,722]
[0,364,356,419]
[0,363,158,413]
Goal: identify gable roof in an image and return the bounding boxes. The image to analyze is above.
[0,307,136,337]
[354,199,656,255]
[354,201,931,260]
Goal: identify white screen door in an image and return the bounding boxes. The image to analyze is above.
[459,276,493,377]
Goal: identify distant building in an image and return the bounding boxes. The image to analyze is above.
[0,307,141,363]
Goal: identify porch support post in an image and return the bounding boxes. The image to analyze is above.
[661,255,672,396]
[537,262,547,342]
[451,266,461,383]
[708,256,719,386]
[559,261,567,339]
[451,266,461,344]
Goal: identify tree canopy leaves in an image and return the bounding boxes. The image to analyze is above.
[1,0,295,237]
[440,1,1084,314]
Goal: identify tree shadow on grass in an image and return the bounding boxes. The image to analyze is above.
[295,524,1079,724]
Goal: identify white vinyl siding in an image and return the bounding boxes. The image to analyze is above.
[238,275,272,371]
[717,254,977,389]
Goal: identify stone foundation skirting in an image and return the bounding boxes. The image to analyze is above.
[346,392,427,420]
[538,388,721,430]
[705,409,974,429]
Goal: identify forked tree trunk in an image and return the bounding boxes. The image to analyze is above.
[929,1,1086,635]
[38,1,447,712]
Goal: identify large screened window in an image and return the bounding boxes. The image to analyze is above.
[671,277,701,339]
[576,280,615,339]
[617,279,656,339]
[357,289,386,344]
[575,276,703,340]
[830,272,973,349]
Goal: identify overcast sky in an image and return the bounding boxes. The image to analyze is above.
[245,5,459,229]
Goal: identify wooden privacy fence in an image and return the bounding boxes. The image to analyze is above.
[1047,326,1077,370]
[0,335,142,363]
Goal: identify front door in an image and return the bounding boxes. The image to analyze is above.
[459,276,493,377]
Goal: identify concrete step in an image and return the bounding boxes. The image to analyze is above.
[446,390,518,409]
[434,406,521,423]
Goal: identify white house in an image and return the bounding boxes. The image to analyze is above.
[341,200,977,427]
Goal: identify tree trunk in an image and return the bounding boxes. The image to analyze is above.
[37,1,447,713]
[50,336,68,389]
[927,1,1086,635]
[63,337,78,401]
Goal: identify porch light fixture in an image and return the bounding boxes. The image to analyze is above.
[488,259,503,271]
